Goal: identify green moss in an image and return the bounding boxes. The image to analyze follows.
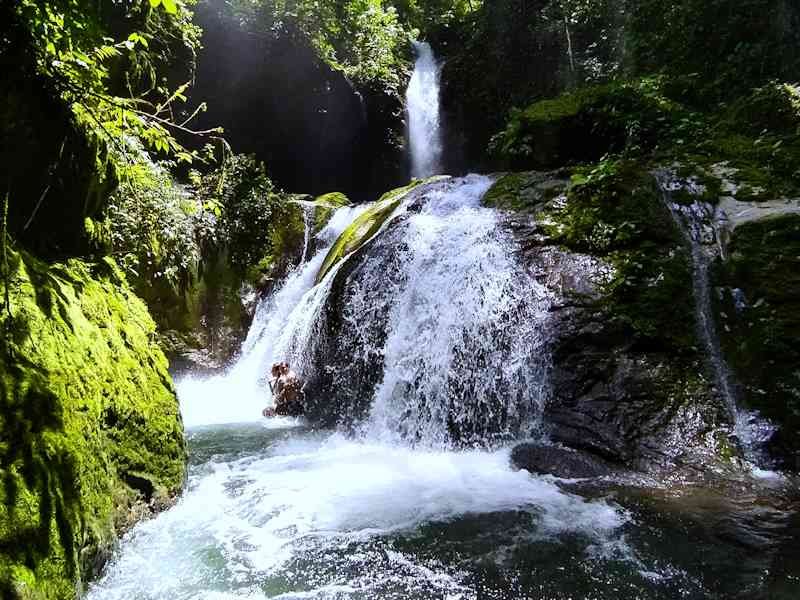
[493,78,800,200]
[315,198,402,285]
[722,82,800,136]
[315,178,443,284]
[491,81,684,170]
[312,192,351,233]
[0,248,185,598]
[537,160,698,352]
[483,171,569,213]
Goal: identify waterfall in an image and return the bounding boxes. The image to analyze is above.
[176,203,368,427]
[406,41,443,178]
[657,174,775,465]
[282,176,553,447]
[86,179,643,600]
[296,200,316,265]
[362,176,552,446]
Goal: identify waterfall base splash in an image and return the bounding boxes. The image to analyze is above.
[86,423,800,600]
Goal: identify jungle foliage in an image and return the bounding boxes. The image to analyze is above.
[210,0,415,92]
[432,0,800,171]
[12,0,209,166]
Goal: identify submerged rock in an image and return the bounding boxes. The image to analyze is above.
[0,250,185,598]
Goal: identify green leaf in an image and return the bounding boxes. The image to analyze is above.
[162,0,178,14]
[149,0,162,8]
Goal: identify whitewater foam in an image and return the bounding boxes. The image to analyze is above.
[86,431,628,600]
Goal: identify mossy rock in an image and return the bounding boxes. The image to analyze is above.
[314,178,440,284]
[0,249,185,598]
[491,83,676,170]
[493,161,697,354]
[313,192,351,233]
[715,213,800,462]
[483,171,570,212]
[722,82,800,136]
[550,162,696,351]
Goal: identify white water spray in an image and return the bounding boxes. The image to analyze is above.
[176,204,368,428]
[89,179,633,600]
[360,176,552,446]
[87,433,627,600]
[406,41,443,178]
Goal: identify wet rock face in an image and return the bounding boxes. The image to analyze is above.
[510,443,618,478]
[303,217,410,428]
[303,182,450,428]
[528,244,724,469]
[303,177,551,445]
[494,166,729,470]
[715,211,800,468]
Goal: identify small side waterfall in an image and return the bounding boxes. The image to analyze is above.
[406,41,443,178]
[297,201,316,264]
[657,174,775,465]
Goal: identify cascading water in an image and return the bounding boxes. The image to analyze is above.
[406,41,443,178]
[176,203,368,427]
[365,177,551,446]
[288,175,553,447]
[657,174,775,466]
[87,177,653,600]
[294,200,316,265]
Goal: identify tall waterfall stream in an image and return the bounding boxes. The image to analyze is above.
[86,50,799,600]
[406,41,442,178]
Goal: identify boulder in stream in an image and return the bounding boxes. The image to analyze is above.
[511,443,618,479]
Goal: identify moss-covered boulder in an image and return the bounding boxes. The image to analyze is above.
[490,84,677,171]
[483,171,571,212]
[315,179,439,284]
[143,250,253,373]
[0,249,185,599]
